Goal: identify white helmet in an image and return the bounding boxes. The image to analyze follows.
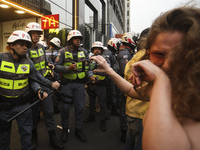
[67,30,83,41]
[103,46,108,51]
[38,41,47,48]
[91,41,104,52]
[25,22,43,34]
[121,32,136,48]
[7,30,32,48]
[107,38,120,52]
[50,37,61,48]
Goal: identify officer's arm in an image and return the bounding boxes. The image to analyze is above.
[35,69,52,87]
[54,49,69,73]
[42,46,53,65]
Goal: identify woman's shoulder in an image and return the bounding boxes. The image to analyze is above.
[181,118,200,150]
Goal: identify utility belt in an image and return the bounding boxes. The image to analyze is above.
[0,91,30,111]
[60,77,86,85]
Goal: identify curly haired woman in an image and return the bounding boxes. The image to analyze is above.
[90,6,200,150]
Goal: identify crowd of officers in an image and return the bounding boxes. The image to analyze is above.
[0,21,139,150]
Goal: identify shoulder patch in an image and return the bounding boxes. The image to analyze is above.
[105,55,110,58]
[21,66,28,72]
[123,55,128,59]
[55,56,59,62]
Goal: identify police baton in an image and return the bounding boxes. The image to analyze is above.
[29,76,72,99]
[7,90,53,123]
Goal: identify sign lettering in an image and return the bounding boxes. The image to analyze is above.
[41,14,59,29]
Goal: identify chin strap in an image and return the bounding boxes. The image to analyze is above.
[11,48,26,59]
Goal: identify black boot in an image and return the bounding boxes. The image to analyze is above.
[60,128,68,143]
[111,106,119,116]
[75,128,87,143]
[105,113,110,120]
[120,129,127,143]
[100,120,106,132]
[83,114,95,123]
[48,129,64,150]
[31,128,37,150]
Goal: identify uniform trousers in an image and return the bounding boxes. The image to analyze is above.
[61,82,85,129]
[0,102,32,150]
[88,84,107,120]
[32,86,55,131]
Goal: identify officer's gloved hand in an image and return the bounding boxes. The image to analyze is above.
[51,81,60,90]
[48,63,55,70]
[68,62,77,70]
[90,76,98,84]
[38,90,48,100]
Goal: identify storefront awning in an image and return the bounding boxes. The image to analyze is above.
[0,0,43,22]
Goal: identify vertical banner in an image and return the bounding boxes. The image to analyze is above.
[41,14,59,29]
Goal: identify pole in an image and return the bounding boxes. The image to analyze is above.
[29,76,72,99]
[7,91,53,123]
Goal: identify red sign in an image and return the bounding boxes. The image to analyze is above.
[41,14,59,29]
[115,34,123,38]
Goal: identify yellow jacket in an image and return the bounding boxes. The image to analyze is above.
[124,49,149,119]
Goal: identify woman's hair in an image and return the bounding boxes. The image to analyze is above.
[146,6,200,121]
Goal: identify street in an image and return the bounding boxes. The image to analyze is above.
[10,94,124,150]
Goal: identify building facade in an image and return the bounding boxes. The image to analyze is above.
[0,0,127,52]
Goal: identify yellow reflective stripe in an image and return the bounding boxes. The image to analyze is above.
[38,48,44,56]
[77,62,82,69]
[63,73,77,79]
[0,78,13,89]
[78,51,85,58]
[77,72,86,79]
[0,78,28,90]
[16,64,30,74]
[65,52,73,59]
[63,72,86,79]
[63,62,82,69]
[64,62,72,66]
[14,78,28,90]
[85,66,89,71]
[40,61,45,69]
[93,75,105,80]
[43,69,51,77]
[0,61,15,73]
[34,63,41,70]
[1,94,19,98]
[30,50,38,58]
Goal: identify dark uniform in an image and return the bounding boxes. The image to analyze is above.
[46,47,59,63]
[0,52,41,150]
[117,47,133,141]
[103,49,119,115]
[54,46,93,135]
[85,55,108,130]
[46,47,61,113]
[27,43,59,148]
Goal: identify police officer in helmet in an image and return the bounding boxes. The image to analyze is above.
[54,30,95,143]
[25,22,63,150]
[84,41,108,132]
[0,30,48,150]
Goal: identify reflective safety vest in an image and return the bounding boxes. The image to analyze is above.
[63,46,87,80]
[0,52,30,98]
[29,44,51,77]
[90,59,106,81]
